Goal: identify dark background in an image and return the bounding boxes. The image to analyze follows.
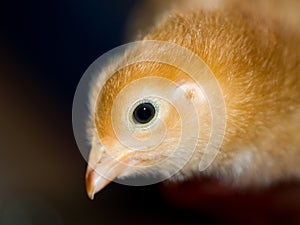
[0,0,137,104]
[0,1,300,225]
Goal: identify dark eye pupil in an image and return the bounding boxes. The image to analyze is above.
[133,103,156,124]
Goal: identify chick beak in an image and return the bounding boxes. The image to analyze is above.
[85,151,138,200]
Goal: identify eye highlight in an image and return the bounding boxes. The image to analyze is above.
[133,102,156,124]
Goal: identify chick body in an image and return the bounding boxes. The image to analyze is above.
[141,4,300,186]
[86,1,300,198]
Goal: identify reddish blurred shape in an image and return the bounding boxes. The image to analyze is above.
[162,176,300,225]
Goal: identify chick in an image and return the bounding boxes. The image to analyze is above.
[85,1,300,199]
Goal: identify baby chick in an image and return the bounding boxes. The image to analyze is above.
[84,0,300,199]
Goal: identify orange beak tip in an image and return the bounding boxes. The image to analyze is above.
[85,167,114,200]
[86,171,95,200]
[85,152,141,199]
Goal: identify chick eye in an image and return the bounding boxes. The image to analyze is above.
[133,103,156,124]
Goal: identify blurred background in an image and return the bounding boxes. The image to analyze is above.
[0,0,300,225]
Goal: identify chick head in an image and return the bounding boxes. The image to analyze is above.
[84,41,223,199]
